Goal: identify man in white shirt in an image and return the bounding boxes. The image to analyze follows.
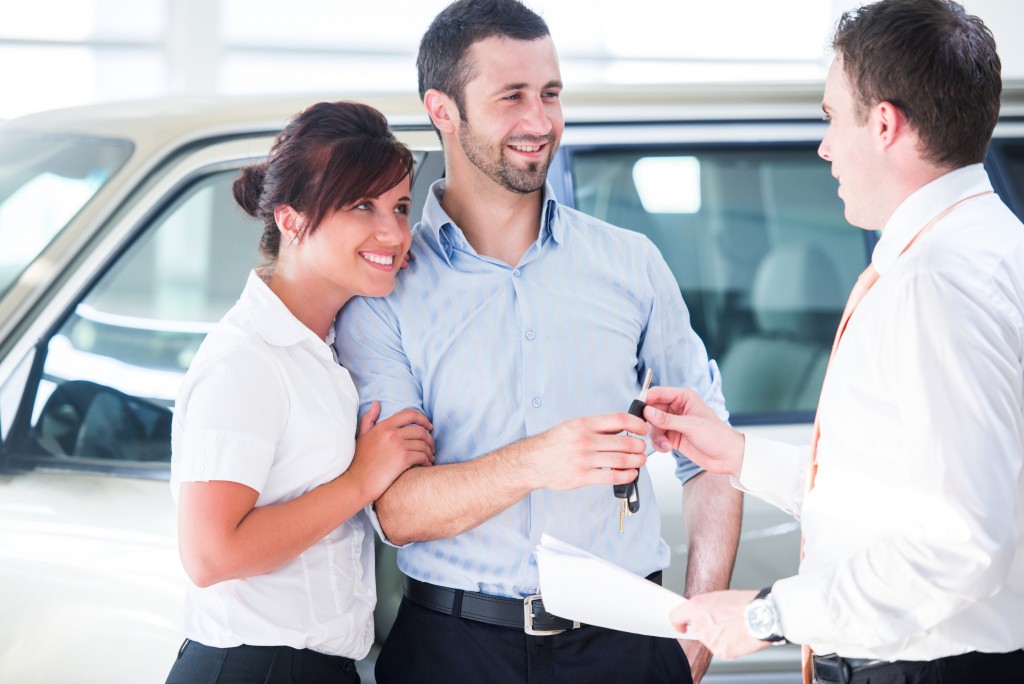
[641,1,1024,682]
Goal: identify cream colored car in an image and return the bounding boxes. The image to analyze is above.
[2,87,1023,683]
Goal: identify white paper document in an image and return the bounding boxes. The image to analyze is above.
[535,534,691,639]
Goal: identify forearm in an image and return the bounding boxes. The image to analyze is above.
[376,440,535,545]
[682,472,743,596]
[179,475,373,587]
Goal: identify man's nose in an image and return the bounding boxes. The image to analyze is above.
[818,134,831,161]
[521,94,554,136]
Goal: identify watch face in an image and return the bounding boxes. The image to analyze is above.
[744,600,779,640]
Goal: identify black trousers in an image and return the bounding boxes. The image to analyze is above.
[166,639,360,684]
[814,649,1024,684]
[375,596,693,684]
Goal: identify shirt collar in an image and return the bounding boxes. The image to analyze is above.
[420,178,562,267]
[241,268,332,348]
[873,163,993,275]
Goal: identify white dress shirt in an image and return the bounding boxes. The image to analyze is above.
[737,164,1024,660]
[171,270,376,659]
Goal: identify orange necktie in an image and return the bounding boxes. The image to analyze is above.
[799,190,991,684]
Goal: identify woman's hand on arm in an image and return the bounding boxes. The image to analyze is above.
[177,403,434,589]
[341,402,434,502]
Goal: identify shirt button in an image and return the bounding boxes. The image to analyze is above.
[525,330,536,340]
[532,397,542,408]
[512,268,522,277]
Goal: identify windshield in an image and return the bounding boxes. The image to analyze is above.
[0,131,133,298]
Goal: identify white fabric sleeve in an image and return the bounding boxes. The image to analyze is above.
[773,268,1024,651]
[733,434,810,519]
[174,345,288,493]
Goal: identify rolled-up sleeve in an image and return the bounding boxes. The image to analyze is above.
[637,238,729,484]
[335,295,420,548]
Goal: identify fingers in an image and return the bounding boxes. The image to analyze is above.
[358,401,381,435]
[579,412,648,436]
[669,600,693,635]
[643,405,681,452]
[380,408,433,431]
[399,424,435,452]
[643,385,691,409]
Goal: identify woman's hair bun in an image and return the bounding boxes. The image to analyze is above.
[232,163,268,219]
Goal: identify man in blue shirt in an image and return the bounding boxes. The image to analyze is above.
[335,1,741,681]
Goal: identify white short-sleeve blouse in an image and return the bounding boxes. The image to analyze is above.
[171,269,375,659]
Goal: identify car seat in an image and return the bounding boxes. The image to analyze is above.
[719,242,845,414]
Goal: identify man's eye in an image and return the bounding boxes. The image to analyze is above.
[396,204,410,215]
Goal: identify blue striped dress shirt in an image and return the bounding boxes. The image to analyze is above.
[334,179,727,598]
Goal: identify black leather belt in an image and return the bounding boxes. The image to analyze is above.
[812,653,888,683]
[403,571,663,636]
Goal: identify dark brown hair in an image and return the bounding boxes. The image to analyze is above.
[833,0,1001,168]
[233,100,414,261]
[417,0,550,119]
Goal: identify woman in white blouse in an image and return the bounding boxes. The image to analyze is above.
[165,101,434,684]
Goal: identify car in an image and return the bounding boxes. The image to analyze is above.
[2,85,1023,684]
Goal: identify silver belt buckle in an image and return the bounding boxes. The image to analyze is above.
[523,594,578,636]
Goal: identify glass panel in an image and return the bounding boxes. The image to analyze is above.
[27,169,261,463]
[572,145,865,421]
[0,132,132,297]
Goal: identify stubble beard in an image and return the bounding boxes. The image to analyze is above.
[458,122,555,195]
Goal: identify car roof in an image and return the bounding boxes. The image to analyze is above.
[5,80,1024,149]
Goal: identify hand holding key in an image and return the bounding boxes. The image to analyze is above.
[520,413,648,493]
[614,368,653,532]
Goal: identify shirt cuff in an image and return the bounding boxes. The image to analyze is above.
[770,570,836,647]
[364,502,412,549]
[732,433,806,518]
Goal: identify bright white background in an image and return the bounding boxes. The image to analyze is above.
[1,0,1021,119]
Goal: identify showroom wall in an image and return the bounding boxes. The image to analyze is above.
[1,0,1021,119]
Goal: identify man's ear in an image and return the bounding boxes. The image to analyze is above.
[424,89,459,135]
[273,204,303,242]
[874,100,908,151]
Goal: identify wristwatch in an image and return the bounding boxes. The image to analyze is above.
[743,587,786,643]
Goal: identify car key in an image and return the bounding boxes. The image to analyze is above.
[614,368,652,532]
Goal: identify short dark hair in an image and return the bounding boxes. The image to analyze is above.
[417,0,550,116]
[233,101,413,262]
[833,0,1001,168]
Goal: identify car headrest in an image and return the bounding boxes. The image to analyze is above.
[750,242,845,343]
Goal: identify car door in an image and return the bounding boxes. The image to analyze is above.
[0,128,440,684]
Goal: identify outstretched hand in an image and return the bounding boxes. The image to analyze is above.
[642,386,745,478]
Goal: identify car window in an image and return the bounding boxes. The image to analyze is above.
[8,148,434,468]
[21,169,261,466]
[0,132,132,298]
[571,145,867,423]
